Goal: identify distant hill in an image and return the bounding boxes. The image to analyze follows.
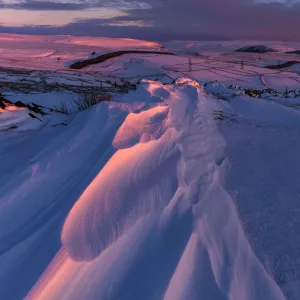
[286,50,300,55]
[265,60,300,69]
[235,45,277,53]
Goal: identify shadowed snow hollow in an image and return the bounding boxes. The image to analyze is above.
[27,78,285,300]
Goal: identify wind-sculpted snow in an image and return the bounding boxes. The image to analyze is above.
[113,105,169,149]
[0,101,128,299]
[29,79,284,300]
[62,120,179,261]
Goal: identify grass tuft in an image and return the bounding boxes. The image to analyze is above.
[51,93,112,115]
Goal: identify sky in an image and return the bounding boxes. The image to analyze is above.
[0,0,299,41]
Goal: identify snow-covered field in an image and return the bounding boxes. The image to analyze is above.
[1,34,300,300]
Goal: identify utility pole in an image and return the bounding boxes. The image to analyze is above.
[189,57,192,72]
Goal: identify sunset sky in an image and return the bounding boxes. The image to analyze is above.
[0,0,299,41]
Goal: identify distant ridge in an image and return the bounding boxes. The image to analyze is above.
[236,45,277,54]
[286,50,300,55]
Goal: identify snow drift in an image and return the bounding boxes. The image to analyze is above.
[27,78,284,300]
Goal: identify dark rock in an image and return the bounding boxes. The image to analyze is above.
[0,100,5,109]
[14,101,28,108]
[28,112,42,122]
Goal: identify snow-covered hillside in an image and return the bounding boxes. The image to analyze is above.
[1,34,300,300]
[0,34,165,70]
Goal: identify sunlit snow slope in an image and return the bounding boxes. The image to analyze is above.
[25,79,284,300]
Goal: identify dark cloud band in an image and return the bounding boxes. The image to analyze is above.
[0,0,299,41]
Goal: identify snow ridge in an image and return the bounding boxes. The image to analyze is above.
[28,78,284,300]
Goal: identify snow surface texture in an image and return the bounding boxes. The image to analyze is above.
[0,107,41,131]
[26,79,284,300]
